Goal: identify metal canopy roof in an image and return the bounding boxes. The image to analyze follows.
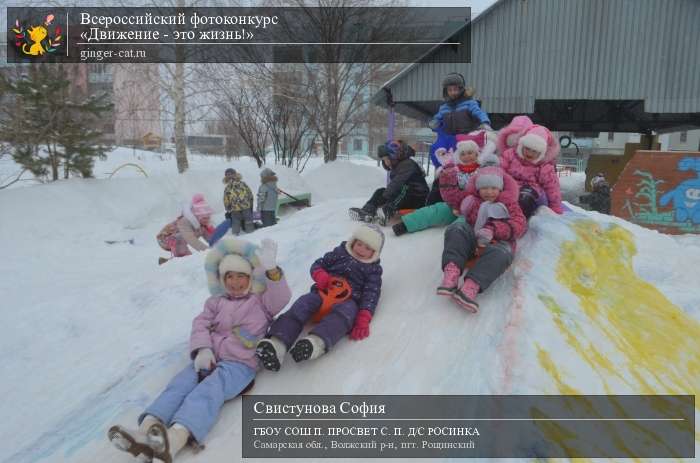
[372,0,700,133]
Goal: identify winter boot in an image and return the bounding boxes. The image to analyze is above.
[108,425,154,461]
[437,262,461,296]
[139,415,161,434]
[348,206,376,223]
[452,277,480,313]
[158,257,170,265]
[392,221,408,237]
[256,337,287,372]
[146,422,189,463]
[290,334,326,363]
[376,205,397,226]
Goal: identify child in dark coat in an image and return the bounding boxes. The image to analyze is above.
[256,224,384,370]
[348,141,429,225]
[579,173,611,214]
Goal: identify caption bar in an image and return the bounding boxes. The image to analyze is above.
[7,7,471,63]
[242,395,695,458]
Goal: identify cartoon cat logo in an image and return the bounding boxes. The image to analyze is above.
[13,14,62,57]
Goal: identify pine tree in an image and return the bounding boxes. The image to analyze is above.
[1,64,112,181]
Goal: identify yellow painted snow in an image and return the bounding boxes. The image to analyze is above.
[534,220,699,459]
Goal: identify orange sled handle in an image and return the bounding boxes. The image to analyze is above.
[313,277,352,323]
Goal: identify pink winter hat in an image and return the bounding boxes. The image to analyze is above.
[191,193,214,220]
[475,166,504,191]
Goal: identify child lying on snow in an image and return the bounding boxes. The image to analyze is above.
[256,223,384,370]
[438,164,527,312]
[108,238,291,463]
[156,194,214,260]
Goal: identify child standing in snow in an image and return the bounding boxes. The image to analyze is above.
[109,238,292,463]
[156,194,214,260]
[256,224,383,370]
[429,73,492,135]
[257,167,279,227]
[349,141,429,226]
[579,173,611,214]
[223,168,255,234]
[439,165,526,312]
[499,122,563,217]
[209,169,256,245]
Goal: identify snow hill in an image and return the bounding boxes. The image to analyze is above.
[0,150,698,463]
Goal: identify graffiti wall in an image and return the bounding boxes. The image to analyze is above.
[612,150,700,234]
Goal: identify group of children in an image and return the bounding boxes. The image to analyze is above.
[156,167,280,263]
[111,72,569,462]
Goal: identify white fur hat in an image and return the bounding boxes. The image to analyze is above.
[517,126,549,163]
[345,223,385,264]
[219,254,253,293]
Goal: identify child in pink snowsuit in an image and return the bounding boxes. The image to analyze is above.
[108,238,292,463]
[438,166,527,312]
[157,194,215,257]
[499,123,563,217]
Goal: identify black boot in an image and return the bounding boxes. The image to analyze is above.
[392,221,408,236]
[348,206,376,223]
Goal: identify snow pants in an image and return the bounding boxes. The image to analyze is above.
[260,210,276,227]
[425,177,444,206]
[401,201,457,233]
[441,218,514,292]
[139,361,255,444]
[363,187,427,214]
[267,291,359,352]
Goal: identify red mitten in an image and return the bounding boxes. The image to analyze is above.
[350,309,373,340]
[311,268,331,290]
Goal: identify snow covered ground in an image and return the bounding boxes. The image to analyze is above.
[0,150,698,463]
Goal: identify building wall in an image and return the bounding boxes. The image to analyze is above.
[112,64,162,145]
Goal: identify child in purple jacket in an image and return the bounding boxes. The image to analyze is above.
[256,224,384,371]
[108,238,291,463]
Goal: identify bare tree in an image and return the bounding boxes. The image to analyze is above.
[206,67,270,167]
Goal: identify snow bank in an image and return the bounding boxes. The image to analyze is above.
[1,153,698,463]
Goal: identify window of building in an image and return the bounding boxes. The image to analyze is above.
[607,132,614,142]
[680,131,688,143]
[353,139,363,151]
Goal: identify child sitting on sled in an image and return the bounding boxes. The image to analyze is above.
[498,119,563,217]
[349,141,429,226]
[392,131,497,236]
[108,238,292,463]
[156,194,214,261]
[256,223,383,370]
[439,164,526,312]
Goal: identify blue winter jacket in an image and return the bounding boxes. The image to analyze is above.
[430,97,490,134]
[309,244,383,313]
